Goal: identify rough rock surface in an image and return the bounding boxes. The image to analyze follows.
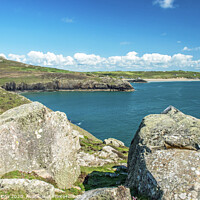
[126,106,200,200]
[104,138,125,147]
[0,179,55,199]
[0,102,80,189]
[75,186,132,200]
[77,146,123,167]
[2,77,134,92]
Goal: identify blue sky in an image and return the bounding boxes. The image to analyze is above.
[0,0,200,71]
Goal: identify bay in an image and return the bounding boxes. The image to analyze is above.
[22,82,200,146]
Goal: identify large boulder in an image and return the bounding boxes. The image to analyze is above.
[75,186,132,200]
[0,102,80,189]
[0,179,55,199]
[126,106,200,200]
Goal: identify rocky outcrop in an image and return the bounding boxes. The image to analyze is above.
[77,145,125,167]
[75,186,132,200]
[126,106,200,200]
[0,102,80,189]
[2,77,134,92]
[0,179,55,199]
[104,138,125,147]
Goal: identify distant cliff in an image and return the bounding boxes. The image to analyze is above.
[2,77,134,92]
[0,58,134,92]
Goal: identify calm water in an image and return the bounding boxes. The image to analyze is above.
[23,82,200,146]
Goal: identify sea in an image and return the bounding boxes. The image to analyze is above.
[22,81,200,147]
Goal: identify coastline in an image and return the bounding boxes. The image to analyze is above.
[17,88,134,94]
[145,78,200,82]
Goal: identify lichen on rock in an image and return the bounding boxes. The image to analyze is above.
[126,106,200,200]
[0,179,55,200]
[104,138,125,147]
[75,186,132,200]
[0,102,80,189]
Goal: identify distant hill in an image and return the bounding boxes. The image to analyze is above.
[0,58,133,91]
[0,57,90,86]
[0,58,199,89]
[87,70,200,80]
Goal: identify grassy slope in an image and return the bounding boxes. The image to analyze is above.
[0,87,31,114]
[0,58,98,86]
[87,70,200,79]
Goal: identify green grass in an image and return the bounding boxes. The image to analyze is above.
[70,123,102,143]
[0,87,31,115]
[79,136,105,154]
[1,170,57,188]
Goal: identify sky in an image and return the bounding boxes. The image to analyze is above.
[0,0,200,71]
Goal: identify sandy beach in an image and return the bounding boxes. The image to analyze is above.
[145,78,200,82]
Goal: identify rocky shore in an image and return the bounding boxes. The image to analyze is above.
[2,77,134,92]
[0,88,199,200]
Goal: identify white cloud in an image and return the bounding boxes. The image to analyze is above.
[177,41,181,44]
[8,54,26,62]
[4,50,200,71]
[74,53,105,65]
[183,46,200,51]
[0,53,7,59]
[62,17,74,23]
[27,51,74,66]
[153,0,175,9]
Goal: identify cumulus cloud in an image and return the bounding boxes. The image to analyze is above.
[8,54,26,62]
[153,0,175,9]
[183,46,200,51]
[0,53,7,59]
[74,53,105,65]
[27,51,74,66]
[4,50,200,71]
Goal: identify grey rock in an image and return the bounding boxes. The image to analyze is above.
[126,106,200,200]
[104,138,125,147]
[0,102,80,189]
[75,186,132,200]
[77,146,123,167]
[0,179,55,199]
[2,77,134,92]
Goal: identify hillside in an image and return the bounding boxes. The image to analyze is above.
[1,57,200,92]
[87,70,200,79]
[0,58,133,91]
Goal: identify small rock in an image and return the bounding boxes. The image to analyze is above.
[104,138,125,147]
[54,188,65,194]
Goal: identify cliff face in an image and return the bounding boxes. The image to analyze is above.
[126,106,200,200]
[2,77,134,92]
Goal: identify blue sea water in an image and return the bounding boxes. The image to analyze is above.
[22,82,200,146]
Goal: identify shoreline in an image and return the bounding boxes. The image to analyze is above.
[145,78,200,82]
[17,88,134,94]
